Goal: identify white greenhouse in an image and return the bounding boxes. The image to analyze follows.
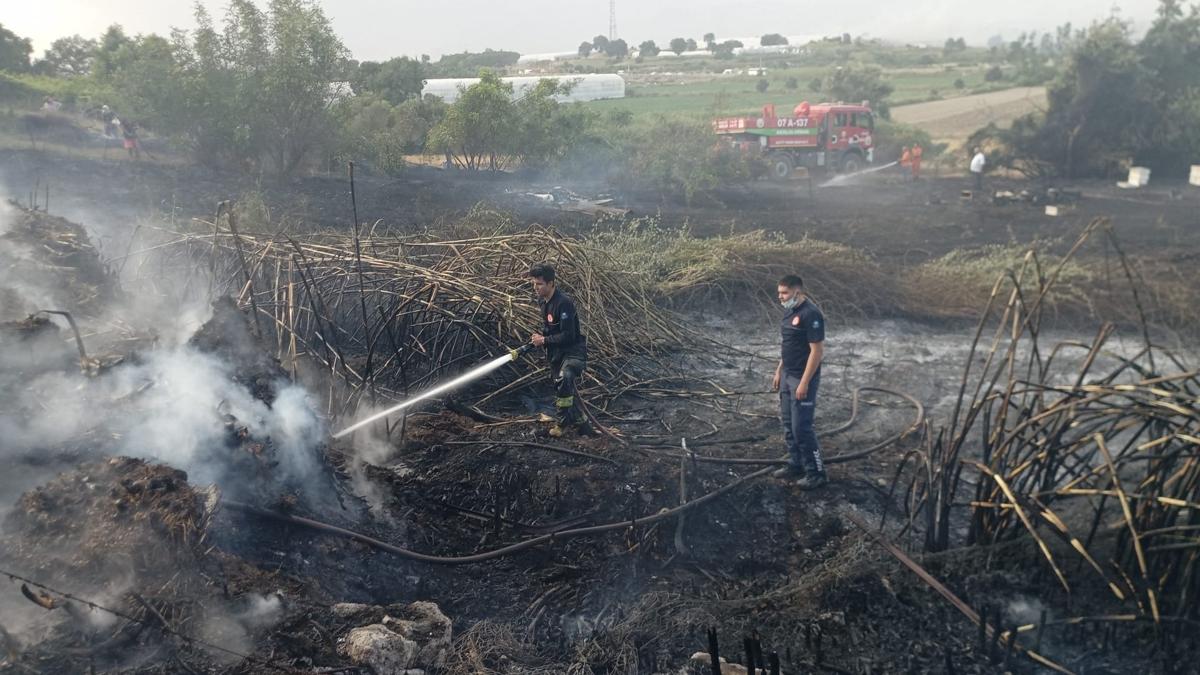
[422,74,625,104]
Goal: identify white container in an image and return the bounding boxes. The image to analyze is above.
[1128,166,1151,187]
[1190,165,1200,186]
[1045,205,1060,216]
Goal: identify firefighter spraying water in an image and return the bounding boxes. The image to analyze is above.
[333,262,592,440]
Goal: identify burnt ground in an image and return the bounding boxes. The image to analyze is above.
[1,148,1199,673]
[201,316,1198,674]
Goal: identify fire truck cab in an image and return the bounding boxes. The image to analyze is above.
[714,101,876,180]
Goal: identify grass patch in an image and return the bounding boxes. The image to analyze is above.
[588,218,899,319]
[901,242,1096,320]
[586,221,1199,334]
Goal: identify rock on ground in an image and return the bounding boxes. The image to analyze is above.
[335,601,452,674]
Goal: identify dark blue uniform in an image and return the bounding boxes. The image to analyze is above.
[780,299,825,475]
[539,289,587,426]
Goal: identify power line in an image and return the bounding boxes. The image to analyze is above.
[0,568,302,673]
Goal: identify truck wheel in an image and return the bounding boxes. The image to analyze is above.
[770,154,794,181]
[840,153,863,174]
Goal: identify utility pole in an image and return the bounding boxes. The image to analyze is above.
[609,0,617,40]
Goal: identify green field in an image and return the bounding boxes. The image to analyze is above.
[583,65,1009,119]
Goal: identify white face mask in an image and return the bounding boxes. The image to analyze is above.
[781,297,799,310]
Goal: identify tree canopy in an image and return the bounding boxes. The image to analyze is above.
[0,23,33,72]
[976,2,1200,178]
[820,66,895,118]
[351,57,425,105]
[428,71,593,172]
[116,0,349,175]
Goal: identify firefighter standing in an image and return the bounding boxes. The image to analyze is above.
[528,262,591,437]
[910,144,923,181]
[771,275,827,489]
[899,146,911,179]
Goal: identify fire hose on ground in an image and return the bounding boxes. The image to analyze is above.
[226,379,925,566]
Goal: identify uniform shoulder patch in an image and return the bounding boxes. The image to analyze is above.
[791,316,800,326]
[561,311,569,320]
[546,313,554,323]
[813,319,821,328]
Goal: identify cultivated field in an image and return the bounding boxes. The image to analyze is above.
[583,64,1010,118]
[891,85,1047,147]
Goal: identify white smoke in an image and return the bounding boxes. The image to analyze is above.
[1006,596,1047,625]
[0,196,329,505]
[235,592,284,630]
[0,346,326,496]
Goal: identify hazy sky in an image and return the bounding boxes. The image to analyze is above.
[5,0,1164,62]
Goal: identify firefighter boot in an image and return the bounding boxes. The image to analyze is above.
[574,414,595,437]
[549,395,575,438]
[796,472,829,490]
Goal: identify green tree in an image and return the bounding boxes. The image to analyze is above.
[0,23,33,72]
[976,18,1144,178]
[592,35,610,54]
[428,49,519,77]
[713,40,743,59]
[669,37,688,55]
[943,37,967,54]
[1135,0,1200,172]
[92,24,131,78]
[606,38,629,58]
[34,36,98,77]
[617,117,754,202]
[428,71,517,170]
[335,93,447,174]
[428,72,592,171]
[113,0,349,175]
[511,79,595,169]
[821,66,895,118]
[351,56,425,105]
[703,32,716,45]
[761,33,789,47]
[638,40,660,57]
[685,38,698,51]
[756,78,770,93]
[578,41,593,57]
[1006,31,1057,84]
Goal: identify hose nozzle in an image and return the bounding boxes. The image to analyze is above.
[509,343,534,360]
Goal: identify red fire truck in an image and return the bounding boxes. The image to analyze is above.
[714,101,876,180]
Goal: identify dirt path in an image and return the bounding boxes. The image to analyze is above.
[892,86,1047,147]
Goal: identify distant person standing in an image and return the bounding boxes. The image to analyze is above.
[910,144,923,181]
[771,275,827,489]
[970,147,986,193]
[120,119,140,159]
[100,105,117,138]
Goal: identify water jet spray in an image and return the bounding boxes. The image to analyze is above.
[332,344,534,439]
[819,161,899,187]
